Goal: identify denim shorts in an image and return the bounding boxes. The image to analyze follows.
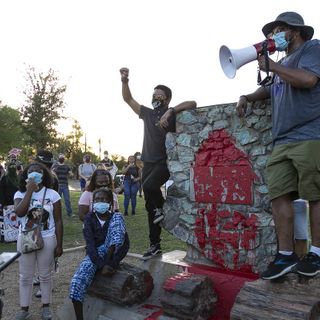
[267,140,320,201]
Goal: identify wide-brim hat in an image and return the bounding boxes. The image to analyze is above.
[262,11,314,40]
[35,150,54,164]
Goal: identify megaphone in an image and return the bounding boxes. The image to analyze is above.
[219,39,276,79]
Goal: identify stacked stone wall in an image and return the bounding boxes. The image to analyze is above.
[163,100,276,274]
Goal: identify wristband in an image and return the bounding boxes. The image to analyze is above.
[169,107,176,114]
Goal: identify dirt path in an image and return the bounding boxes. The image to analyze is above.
[1,248,85,320]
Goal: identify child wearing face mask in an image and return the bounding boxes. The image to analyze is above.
[14,162,63,320]
[70,188,129,320]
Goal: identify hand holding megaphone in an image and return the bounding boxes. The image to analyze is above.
[219,39,276,79]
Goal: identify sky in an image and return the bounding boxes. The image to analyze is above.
[0,0,319,159]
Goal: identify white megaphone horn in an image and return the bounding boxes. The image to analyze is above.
[219,39,276,79]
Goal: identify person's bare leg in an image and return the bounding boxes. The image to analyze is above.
[294,239,308,258]
[72,300,83,320]
[309,200,320,247]
[271,194,294,251]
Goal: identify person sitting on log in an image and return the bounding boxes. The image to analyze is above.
[69,188,129,320]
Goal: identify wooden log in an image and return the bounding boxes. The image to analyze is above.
[231,273,320,320]
[87,262,154,306]
[161,272,217,320]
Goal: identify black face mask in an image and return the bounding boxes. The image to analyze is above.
[58,158,64,164]
[152,98,166,109]
[85,158,90,163]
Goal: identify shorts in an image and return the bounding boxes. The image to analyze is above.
[266,140,320,201]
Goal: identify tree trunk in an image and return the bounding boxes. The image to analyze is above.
[231,273,320,320]
[88,262,154,305]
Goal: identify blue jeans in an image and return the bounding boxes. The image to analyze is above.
[123,180,139,214]
[58,185,72,216]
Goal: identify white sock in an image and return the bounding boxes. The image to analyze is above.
[279,251,293,256]
[309,245,320,256]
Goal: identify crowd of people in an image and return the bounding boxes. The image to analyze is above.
[0,10,319,319]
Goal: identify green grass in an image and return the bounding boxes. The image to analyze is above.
[0,191,186,254]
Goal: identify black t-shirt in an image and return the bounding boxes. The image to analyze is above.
[139,105,176,163]
[124,166,140,180]
[101,159,114,167]
[0,176,18,206]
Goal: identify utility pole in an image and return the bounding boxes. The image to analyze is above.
[98,138,101,159]
[84,134,87,153]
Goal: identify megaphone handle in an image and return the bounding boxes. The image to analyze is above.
[257,67,262,84]
[262,41,270,77]
[257,41,272,86]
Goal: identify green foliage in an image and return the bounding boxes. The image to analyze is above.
[111,154,127,173]
[0,104,24,158]
[20,66,67,152]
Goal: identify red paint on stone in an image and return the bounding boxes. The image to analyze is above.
[194,165,253,204]
[193,129,259,273]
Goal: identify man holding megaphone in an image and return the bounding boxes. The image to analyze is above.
[236,11,320,280]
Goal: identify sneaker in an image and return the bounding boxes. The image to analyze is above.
[261,252,298,280]
[142,244,162,261]
[35,288,42,298]
[153,208,164,224]
[15,310,31,320]
[33,276,40,286]
[296,252,320,276]
[42,306,52,320]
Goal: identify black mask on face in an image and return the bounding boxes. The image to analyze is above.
[152,94,166,109]
[85,158,90,163]
[58,158,64,163]
[152,100,165,109]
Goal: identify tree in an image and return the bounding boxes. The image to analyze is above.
[111,154,126,173]
[0,104,24,157]
[20,66,67,152]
